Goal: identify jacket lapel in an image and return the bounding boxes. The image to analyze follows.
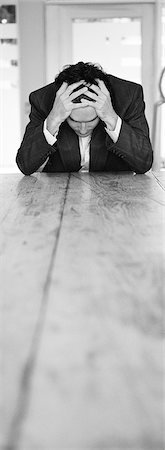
[57,120,109,172]
[90,122,109,171]
[57,122,81,172]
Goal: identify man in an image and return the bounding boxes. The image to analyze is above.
[16,61,153,175]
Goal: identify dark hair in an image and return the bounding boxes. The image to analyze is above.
[54,61,111,102]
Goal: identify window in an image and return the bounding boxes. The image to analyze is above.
[0,4,20,172]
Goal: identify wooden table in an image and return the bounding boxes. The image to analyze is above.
[0,171,164,450]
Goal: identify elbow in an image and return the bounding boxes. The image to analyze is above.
[16,154,34,176]
[135,146,153,174]
[136,160,153,174]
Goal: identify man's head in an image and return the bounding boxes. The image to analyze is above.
[55,62,110,136]
[67,105,99,137]
[55,61,109,91]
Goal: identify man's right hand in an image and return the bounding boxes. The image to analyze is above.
[46,81,88,136]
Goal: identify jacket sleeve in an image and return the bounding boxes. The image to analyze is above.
[16,92,56,175]
[105,84,153,174]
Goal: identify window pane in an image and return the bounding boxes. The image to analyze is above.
[0,5,16,24]
[0,4,20,171]
[72,18,142,84]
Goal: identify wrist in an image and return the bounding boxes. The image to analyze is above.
[46,114,61,136]
[104,112,118,131]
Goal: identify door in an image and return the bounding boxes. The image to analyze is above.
[46,2,154,131]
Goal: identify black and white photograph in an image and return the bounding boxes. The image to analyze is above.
[0,1,164,449]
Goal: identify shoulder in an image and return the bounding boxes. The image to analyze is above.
[30,81,56,98]
[108,74,142,94]
[107,74,143,114]
[29,82,57,115]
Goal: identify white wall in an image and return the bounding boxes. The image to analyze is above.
[18,0,45,135]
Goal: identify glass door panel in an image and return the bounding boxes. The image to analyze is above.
[73,18,142,84]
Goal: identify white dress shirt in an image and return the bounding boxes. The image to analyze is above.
[38,116,122,172]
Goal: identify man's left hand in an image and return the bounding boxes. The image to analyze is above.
[81,79,118,131]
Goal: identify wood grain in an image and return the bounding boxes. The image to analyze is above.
[0,173,69,448]
[0,172,164,450]
[3,172,162,450]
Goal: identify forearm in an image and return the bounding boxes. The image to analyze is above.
[16,123,56,175]
[46,110,61,137]
[105,116,122,143]
[106,120,153,173]
[35,119,59,172]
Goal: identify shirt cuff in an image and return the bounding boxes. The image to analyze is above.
[43,119,58,146]
[105,116,122,143]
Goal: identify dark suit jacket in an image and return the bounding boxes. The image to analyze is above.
[16,74,153,175]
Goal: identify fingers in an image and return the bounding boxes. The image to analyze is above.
[96,79,110,95]
[56,80,110,99]
[71,100,90,109]
[88,84,100,95]
[84,85,105,102]
[56,80,86,98]
[56,82,68,97]
[69,86,88,101]
[80,98,96,107]
[65,80,85,95]
[88,80,110,98]
[82,90,98,101]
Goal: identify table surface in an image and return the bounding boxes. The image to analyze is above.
[0,170,164,450]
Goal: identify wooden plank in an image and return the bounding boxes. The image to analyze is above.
[0,174,25,222]
[0,173,69,448]
[17,172,164,450]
